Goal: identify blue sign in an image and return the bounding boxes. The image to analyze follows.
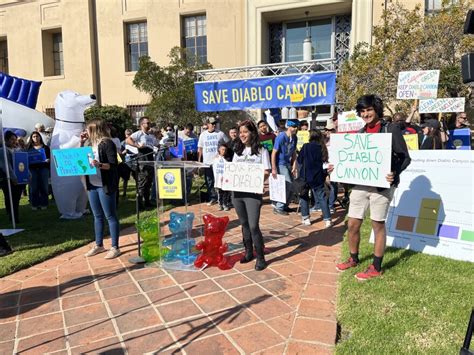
[13,152,29,184]
[52,147,98,177]
[183,138,198,153]
[169,138,184,158]
[447,128,471,150]
[28,148,47,165]
[194,72,336,112]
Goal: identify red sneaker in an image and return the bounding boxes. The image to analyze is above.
[355,264,382,281]
[336,257,358,271]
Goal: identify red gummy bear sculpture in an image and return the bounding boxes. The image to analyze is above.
[194,214,230,270]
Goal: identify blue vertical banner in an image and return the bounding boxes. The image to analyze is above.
[13,152,29,184]
[194,72,336,112]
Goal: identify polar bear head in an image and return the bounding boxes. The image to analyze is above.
[54,90,96,123]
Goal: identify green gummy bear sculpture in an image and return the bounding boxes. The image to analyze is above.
[136,216,168,263]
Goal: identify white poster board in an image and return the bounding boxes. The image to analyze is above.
[269,174,286,203]
[370,150,474,262]
[213,157,226,189]
[337,111,365,133]
[419,98,465,113]
[221,162,265,194]
[328,133,392,188]
[396,70,440,99]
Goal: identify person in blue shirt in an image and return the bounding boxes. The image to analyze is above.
[271,119,299,215]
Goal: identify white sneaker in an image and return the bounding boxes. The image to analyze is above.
[85,245,105,257]
[207,200,218,206]
[104,247,121,259]
[325,220,333,228]
[302,218,311,226]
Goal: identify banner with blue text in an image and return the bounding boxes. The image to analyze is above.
[194,72,336,112]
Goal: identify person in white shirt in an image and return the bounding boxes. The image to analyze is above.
[197,116,229,205]
[126,117,157,209]
[232,120,271,271]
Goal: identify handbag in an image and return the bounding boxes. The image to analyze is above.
[292,146,310,197]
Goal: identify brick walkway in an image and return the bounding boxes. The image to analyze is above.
[0,201,344,354]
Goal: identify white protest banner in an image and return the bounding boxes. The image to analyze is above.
[328,133,392,188]
[269,174,286,203]
[419,98,465,113]
[370,150,474,262]
[221,162,265,193]
[396,70,439,99]
[337,111,365,133]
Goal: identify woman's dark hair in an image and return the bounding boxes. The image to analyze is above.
[308,129,329,163]
[26,131,45,150]
[355,95,384,119]
[234,120,261,156]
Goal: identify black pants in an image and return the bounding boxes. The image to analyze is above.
[233,191,264,257]
[204,167,217,202]
[1,180,23,223]
[137,165,154,204]
[217,189,231,207]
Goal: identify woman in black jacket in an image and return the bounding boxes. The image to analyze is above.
[81,119,121,259]
[298,130,332,228]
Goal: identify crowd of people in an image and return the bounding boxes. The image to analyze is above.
[0,98,471,274]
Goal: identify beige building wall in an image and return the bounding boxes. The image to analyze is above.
[0,0,97,111]
[1,0,430,113]
[1,0,245,111]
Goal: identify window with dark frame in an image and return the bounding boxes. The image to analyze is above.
[52,33,63,76]
[182,15,207,65]
[126,22,148,72]
[425,0,457,14]
[0,39,8,74]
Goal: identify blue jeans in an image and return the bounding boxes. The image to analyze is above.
[88,186,120,248]
[329,182,338,210]
[301,185,331,221]
[30,167,49,207]
[275,164,293,211]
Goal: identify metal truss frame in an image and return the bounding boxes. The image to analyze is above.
[195,59,336,82]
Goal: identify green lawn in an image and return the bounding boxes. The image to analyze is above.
[336,218,474,353]
[0,182,157,278]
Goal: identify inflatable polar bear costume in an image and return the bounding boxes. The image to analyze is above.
[51,91,96,219]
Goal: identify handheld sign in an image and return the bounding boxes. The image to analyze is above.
[52,147,97,177]
[446,128,471,150]
[183,138,198,153]
[169,138,184,159]
[28,148,47,165]
[419,98,465,113]
[337,111,365,133]
[157,168,183,199]
[213,157,226,189]
[296,131,309,151]
[221,162,265,194]
[403,134,419,150]
[396,70,439,99]
[269,174,286,203]
[13,152,29,184]
[328,133,392,188]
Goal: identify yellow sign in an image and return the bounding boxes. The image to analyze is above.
[290,93,304,103]
[296,130,310,151]
[403,134,419,150]
[157,168,182,199]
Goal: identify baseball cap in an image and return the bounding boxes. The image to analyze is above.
[285,119,300,128]
[421,119,440,130]
[206,116,218,124]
